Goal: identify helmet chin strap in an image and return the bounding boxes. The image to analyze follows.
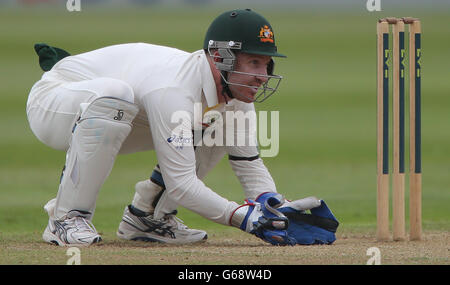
[220,70,234,104]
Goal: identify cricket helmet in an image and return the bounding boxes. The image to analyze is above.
[203,9,286,103]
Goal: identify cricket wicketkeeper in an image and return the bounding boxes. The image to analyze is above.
[26,9,338,246]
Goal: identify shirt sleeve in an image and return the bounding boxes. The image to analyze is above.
[143,87,239,225]
[225,101,277,200]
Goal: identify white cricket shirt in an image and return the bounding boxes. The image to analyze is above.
[50,43,277,225]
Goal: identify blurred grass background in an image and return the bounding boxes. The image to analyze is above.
[0,1,449,244]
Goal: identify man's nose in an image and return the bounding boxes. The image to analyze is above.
[255,68,268,83]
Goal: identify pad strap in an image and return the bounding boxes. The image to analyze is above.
[150,167,165,189]
[228,154,260,161]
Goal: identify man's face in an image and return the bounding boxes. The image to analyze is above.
[227,53,271,103]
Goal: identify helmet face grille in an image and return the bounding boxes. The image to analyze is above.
[218,70,282,103]
[207,40,242,71]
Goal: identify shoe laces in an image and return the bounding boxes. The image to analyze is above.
[70,216,97,234]
[160,210,188,230]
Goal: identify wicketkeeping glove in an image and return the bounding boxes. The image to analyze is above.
[230,193,296,246]
[256,193,339,245]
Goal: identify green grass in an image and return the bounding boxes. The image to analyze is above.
[0,5,449,263]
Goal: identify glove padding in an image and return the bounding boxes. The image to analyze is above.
[256,193,339,245]
[235,194,296,246]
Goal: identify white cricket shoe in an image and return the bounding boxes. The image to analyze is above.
[42,210,102,246]
[117,205,207,244]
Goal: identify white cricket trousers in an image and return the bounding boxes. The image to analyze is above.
[27,72,136,151]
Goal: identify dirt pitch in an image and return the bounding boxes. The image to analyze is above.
[1,229,448,265]
[94,230,449,265]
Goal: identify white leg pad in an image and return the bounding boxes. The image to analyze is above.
[131,179,163,214]
[54,97,139,220]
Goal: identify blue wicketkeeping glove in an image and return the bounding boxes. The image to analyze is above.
[230,194,296,246]
[256,193,339,245]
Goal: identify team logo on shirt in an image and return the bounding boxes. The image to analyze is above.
[258,25,274,43]
[202,112,221,129]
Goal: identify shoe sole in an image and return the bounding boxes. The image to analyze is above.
[43,228,102,247]
[117,228,207,244]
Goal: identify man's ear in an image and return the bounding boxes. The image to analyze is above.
[212,50,222,63]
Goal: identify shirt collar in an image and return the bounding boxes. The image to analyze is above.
[198,50,219,108]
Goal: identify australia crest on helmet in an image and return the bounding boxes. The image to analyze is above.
[258,25,274,43]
